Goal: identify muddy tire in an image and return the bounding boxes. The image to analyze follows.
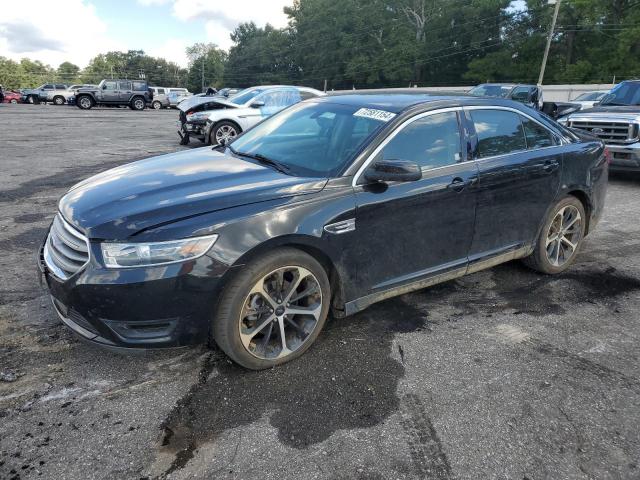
[523,196,586,274]
[212,248,330,370]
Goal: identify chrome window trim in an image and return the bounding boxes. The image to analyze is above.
[351,107,463,187]
[463,105,566,149]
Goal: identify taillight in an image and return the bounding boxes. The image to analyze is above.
[604,147,612,164]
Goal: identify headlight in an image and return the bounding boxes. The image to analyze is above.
[101,235,218,268]
[557,117,568,125]
[187,112,209,121]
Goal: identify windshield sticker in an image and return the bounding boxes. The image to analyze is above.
[353,108,397,122]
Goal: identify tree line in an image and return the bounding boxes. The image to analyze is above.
[1,0,639,92]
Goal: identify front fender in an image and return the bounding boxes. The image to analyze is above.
[137,178,358,299]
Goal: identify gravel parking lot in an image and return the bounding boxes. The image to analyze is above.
[1,104,639,480]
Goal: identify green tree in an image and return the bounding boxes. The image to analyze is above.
[56,61,80,84]
[224,23,297,88]
[185,43,227,93]
[80,50,188,87]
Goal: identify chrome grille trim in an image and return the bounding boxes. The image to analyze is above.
[44,215,90,280]
[568,120,638,144]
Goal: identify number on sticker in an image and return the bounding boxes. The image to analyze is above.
[353,108,397,122]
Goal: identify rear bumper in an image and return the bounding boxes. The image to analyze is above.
[606,142,640,171]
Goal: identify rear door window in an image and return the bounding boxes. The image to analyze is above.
[260,89,302,108]
[470,110,527,158]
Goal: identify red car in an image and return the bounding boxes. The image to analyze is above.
[2,90,22,104]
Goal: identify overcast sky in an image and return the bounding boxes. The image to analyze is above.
[0,0,294,69]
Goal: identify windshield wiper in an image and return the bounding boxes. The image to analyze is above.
[228,146,291,175]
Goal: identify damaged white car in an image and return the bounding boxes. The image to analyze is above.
[177,86,325,145]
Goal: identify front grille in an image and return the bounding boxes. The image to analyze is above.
[44,215,89,279]
[569,120,638,144]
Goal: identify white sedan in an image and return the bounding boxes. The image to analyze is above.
[178,86,325,146]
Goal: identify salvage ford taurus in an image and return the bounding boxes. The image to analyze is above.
[39,93,608,370]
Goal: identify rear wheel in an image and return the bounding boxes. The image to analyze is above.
[523,196,586,274]
[53,95,65,105]
[212,248,330,370]
[131,97,145,110]
[77,95,93,110]
[10,99,17,104]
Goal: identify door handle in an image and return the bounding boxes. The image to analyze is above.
[448,177,466,192]
[543,160,559,172]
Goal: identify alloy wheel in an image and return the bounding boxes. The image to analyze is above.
[239,266,322,360]
[215,125,237,145]
[79,97,91,109]
[134,99,144,110]
[545,205,582,267]
[153,101,161,109]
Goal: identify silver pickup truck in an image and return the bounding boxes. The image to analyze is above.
[559,80,640,172]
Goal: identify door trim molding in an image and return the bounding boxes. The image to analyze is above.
[343,244,531,316]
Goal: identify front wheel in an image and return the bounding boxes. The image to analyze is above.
[131,97,145,110]
[209,121,239,146]
[77,95,93,109]
[53,96,65,105]
[523,196,586,274]
[213,248,331,370]
[152,100,162,110]
[10,99,17,104]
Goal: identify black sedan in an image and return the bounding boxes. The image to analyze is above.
[39,93,608,369]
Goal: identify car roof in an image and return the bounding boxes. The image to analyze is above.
[476,83,536,88]
[316,91,537,114]
[317,92,471,113]
[243,85,322,92]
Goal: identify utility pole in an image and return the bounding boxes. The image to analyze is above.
[538,0,561,86]
[201,55,205,93]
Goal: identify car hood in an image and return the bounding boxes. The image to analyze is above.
[178,96,238,112]
[59,148,328,240]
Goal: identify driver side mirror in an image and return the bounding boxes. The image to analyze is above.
[250,100,265,108]
[102,84,108,90]
[364,159,422,183]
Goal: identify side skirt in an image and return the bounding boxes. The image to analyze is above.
[342,245,532,317]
